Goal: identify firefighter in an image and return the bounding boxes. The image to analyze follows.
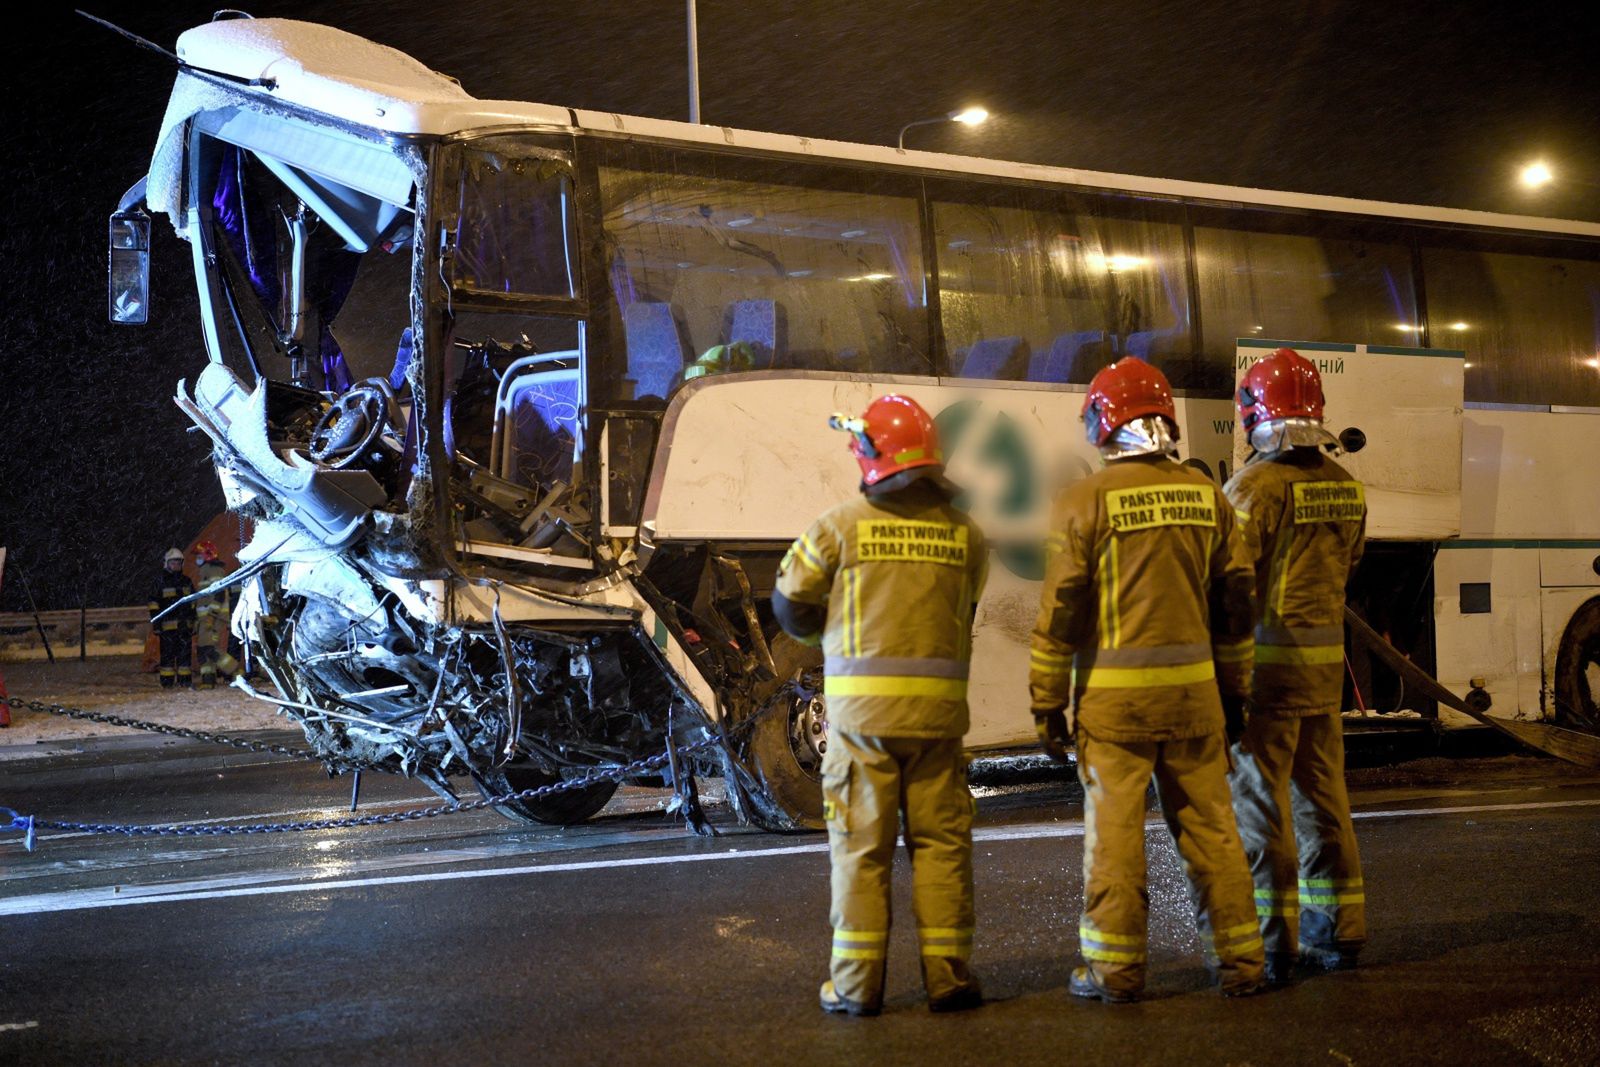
[773,394,988,1017]
[150,547,196,688]
[1224,347,1367,981]
[192,541,239,689]
[1029,357,1266,1002]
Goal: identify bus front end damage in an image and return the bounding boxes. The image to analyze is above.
[175,347,819,829]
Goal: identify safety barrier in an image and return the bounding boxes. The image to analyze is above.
[0,607,152,661]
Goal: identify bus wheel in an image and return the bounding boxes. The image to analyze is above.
[746,675,827,832]
[471,761,620,826]
[1554,597,1600,731]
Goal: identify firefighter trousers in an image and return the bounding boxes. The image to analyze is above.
[1229,711,1366,958]
[157,628,192,688]
[1076,728,1265,996]
[822,730,976,1009]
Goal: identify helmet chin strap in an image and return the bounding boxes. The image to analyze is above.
[1098,415,1179,461]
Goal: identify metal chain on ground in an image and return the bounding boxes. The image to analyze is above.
[0,691,780,850]
[0,693,322,761]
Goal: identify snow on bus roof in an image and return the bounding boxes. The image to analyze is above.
[172,17,1600,241]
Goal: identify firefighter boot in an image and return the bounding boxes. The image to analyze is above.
[1069,966,1137,1004]
[819,980,880,1017]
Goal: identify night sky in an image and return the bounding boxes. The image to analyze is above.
[2,0,1595,610]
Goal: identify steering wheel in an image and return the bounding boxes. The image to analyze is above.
[307,380,394,469]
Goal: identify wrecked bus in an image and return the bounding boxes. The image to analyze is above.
[114,15,1600,828]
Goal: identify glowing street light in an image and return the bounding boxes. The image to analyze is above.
[898,106,990,151]
[1520,161,1554,188]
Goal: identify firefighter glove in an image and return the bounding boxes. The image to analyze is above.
[1034,710,1072,764]
[1222,692,1248,747]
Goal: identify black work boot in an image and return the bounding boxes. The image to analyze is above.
[1264,952,1297,987]
[1069,966,1137,1004]
[928,981,984,1014]
[819,980,881,1017]
[1299,942,1359,972]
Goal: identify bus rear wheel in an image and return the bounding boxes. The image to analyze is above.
[1554,596,1600,731]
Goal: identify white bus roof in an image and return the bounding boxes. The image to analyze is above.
[175,17,1600,241]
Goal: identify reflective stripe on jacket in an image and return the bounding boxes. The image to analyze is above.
[1029,455,1253,742]
[775,483,988,739]
[1224,449,1366,715]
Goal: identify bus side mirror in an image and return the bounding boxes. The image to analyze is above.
[108,209,151,325]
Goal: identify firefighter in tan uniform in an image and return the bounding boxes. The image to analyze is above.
[1224,347,1367,981]
[774,394,988,1017]
[1029,357,1267,1001]
[192,541,240,689]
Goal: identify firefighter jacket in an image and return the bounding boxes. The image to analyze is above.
[776,482,988,739]
[149,568,196,632]
[1029,455,1254,743]
[1224,448,1366,715]
[194,560,231,647]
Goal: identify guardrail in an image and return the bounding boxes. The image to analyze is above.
[0,607,153,661]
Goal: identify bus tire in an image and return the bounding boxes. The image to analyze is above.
[745,677,827,833]
[1554,596,1600,730]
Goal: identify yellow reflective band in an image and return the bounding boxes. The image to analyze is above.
[1097,537,1122,649]
[1219,921,1261,940]
[1030,647,1073,673]
[1047,532,1069,555]
[1218,934,1264,955]
[793,535,826,574]
[1213,638,1254,663]
[1292,480,1365,524]
[1257,905,1297,917]
[1234,508,1251,522]
[1299,878,1362,888]
[822,800,838,821]
[843,567,861,657]
[1256,644,1344,665]
[824,675,969,699]
[1079,925,1144,946]
[1104,485,1217,533]
[1082,946,1147,964]
[1080,660,1215,689]
[919,927,975,940]
[1302,893,1365,906]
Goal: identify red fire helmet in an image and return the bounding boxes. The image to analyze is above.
[1237,347,1325,431]
[1081,357,1178,447]
[830,394,944,487]
[194,540,220,563]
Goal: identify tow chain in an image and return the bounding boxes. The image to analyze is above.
[0,691,774,851]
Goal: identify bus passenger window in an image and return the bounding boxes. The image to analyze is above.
[1194,221,1418,390]
[1422,246,1600,408]
[932,191,1193,387]
[598,143,929,404]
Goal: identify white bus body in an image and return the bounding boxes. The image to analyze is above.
[115,16,1600,828]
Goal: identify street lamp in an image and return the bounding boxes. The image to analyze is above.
[1520,161,1554,189]
[898,106,989,151]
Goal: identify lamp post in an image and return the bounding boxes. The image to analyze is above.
[897,106,989,151]
[687,0,701,123]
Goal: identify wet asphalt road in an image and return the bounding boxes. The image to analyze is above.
[3,748,1599,1066]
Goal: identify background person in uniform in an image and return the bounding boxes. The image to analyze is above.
[773,394,988,1017]
[1224,347,1368,981]
[1029,357,1267,1002]
[150,547,196,688]
[192,540,239,689]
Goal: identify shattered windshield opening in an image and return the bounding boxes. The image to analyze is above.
[205,140,415,393]
[449,138,578,300]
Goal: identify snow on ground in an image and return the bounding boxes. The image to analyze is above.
[0,655,290,757]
